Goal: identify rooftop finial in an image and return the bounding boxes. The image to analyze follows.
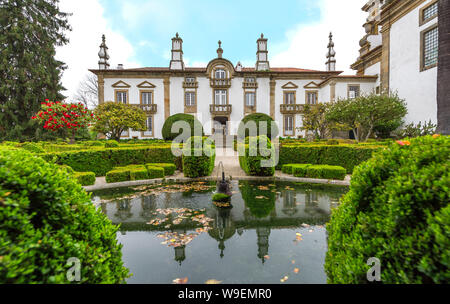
[98,34,110,70]
[176,32,179,38]
[217,40,223,58]
[326,32,336,71]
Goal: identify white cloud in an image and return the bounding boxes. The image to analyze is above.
[56,0,140,101]
[271,0,367,74]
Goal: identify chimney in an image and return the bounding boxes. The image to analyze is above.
[256,33,270,71]
[117,64,124,70]
[169,32,185,70]
[326,32,336,72]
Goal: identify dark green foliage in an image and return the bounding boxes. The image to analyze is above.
[292,164,311,178]
[182,137,215,178]
[237,113,279,139]
[0,148,129,283]
[20,142,45,153]
[395,120,437,138]
[74,171,96,186]
[212,193,231,203]
[0,0,71,141]
[239,136,275,176]
[281,164,295,174]
[105,168,130,183]
[279,144,381,173]
[162,114,204,141]
[105,164,165,183]
[146,166,165,179]
[129,167,149,181]
[306,165,346,180]
[40,146,176,176]
[325,135,449,283]
[326,139,339,145]
[104,140,119,148]
[373,118,403,139]
[146,163,176,176]
[239,181,276,218]
[59,165,74,174]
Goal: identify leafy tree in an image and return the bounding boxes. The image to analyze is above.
[93,102,147,141]
[299,103,333,139]
[326,92,407,142]
[32,100,94,144]
[0,0,71,141]
[394,120,437,138]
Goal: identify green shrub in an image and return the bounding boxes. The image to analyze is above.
[212,193,231,203]
[0,149,129,283]
[239,181,276,218]
[326,139,339,145]
[237,113,279,139]
[146,163,176,176]
[325,135,450,283]
[40,145,175,176]
[182,149,215,178]
[19,142,45,153]
[278,145,381,173]
[292,164,311,178]
[74,172,96,186]
[239,136,275,177]
[146,166,165,179]
[105,168,131,183]
[81,141,104,147]
[104,140,119,148]
[306,165,346,180]
[59,165,74,174]
[162,113,204,141]
[281,164,295,174]
[129,167,149,181]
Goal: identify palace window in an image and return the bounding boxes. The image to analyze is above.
[284,115,294,136]
[245,92,255,107]
[215,69,226,79]
[185,77,196,83]
[215,90,227,105]
[284,92,295,104]
[421,25,438,71]
[116,91,128,104]
[244,77,256,83]
[185,91,196,106]
[348,85,360,99]
[141,91,152,104]
[420,1,438,26]
[306,91,318,105]
[143,116,153,137]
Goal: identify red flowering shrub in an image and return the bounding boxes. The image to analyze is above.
[32,100,95,143]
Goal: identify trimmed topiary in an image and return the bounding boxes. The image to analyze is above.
[292,164,311,178]
[105,168,130,183]
[129,167,149,181]
[0,148,129,283]
[282,164,295,174]
[74,171,96,186]
[147,166,165,179]
[239,136,275,177]
[212,193,231,203]
[237,113,279,139]
[104,140,119,148]
[146,163,176,176]
[20,142,45,153]
[325,135,450,283]
[306,165,346,180]
[162,114,204,141]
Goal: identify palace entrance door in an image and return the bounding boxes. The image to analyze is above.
[212,116,229,148]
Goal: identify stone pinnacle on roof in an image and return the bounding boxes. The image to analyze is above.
[217,40,223,58]
[326,32,336,72]
[98,34,110,70]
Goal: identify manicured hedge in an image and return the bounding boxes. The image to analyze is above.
[146,163,176,176]
[162,113,204,141]
[129,167,149,181]
[292,164,311,178]
[237,113,279,139]
[325,135,450,283]
[40,146,176,176]
[281,164,295,174]
[105,164,166,183]
[306,165,346,180]
[278,144,381,173]
[182,137,216,178]
[146,166,165,179]
[105,168,130,183]
[74,172,96,186]
[239,136,276,177]
[0,148,129,283]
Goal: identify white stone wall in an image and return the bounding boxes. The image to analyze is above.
[389,0,438,124]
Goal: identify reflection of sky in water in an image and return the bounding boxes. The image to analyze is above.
[92,181,346,284]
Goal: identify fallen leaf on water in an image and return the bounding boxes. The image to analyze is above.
[293,268,300,274]
[205,279,222,284]
[264,255,270,260]
[173,277,188,284]
[291,260,295,264]
[280,276,289,283]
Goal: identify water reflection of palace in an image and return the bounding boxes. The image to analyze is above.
[96,182,343,265]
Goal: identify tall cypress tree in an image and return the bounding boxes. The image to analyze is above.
[0,0,71,141]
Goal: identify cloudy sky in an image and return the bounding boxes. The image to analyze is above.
[56,0,367,101]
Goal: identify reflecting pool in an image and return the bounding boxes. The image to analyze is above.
[91,181,347,284]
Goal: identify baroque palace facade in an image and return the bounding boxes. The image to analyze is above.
[90,0,440,139]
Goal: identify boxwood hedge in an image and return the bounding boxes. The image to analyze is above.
[239,136,276,177]
[182,137,215,178]
[74,172,96,186]
[0,148,129,283]
[325,135,449,283]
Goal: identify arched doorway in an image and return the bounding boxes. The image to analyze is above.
[212,116,228,148]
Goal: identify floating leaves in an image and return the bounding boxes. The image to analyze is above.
[205,279,222,284]
[293,268,300,274]
[173,277,188,284]
[280,275,289,283]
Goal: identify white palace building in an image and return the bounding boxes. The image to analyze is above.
[90,0,440,140]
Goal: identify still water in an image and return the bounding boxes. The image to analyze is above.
[91,181,347,284]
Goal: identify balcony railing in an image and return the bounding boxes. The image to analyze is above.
[210,104,232,115]
[242,81,258,89]
[183,81,198,88]
[132,104,157,114]
[210,78,232,88]
[280,104,304,114]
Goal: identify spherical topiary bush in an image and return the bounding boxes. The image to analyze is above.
[237,113,279,139]
[0,148,129,283]
[325,135,449,284]
[162,113,204,141]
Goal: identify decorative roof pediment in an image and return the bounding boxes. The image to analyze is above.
[304,81,320,89]
[137,81,156,88]
[206,58,235,78]
[281,81,298,89]
[111,80,131,88]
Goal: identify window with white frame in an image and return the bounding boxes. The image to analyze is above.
[245,92,255,107]
[143,116,153,136]
[116,91,127,104]
[422,26,438,69]
[215,69,226,79]
[306,91,318,105]
[284,115,294,136]
[421,1,438,25]
[348,85,360,99]
[284,92,295,104]
[141,92,152,104]
[215,90,227,105]
[185,91,196,106]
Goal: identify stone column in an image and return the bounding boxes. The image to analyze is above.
[97,74,105,104]
[330,81,336,102]
[164,76,171,119]
[380,25,390,92]
[269,79,276,119]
